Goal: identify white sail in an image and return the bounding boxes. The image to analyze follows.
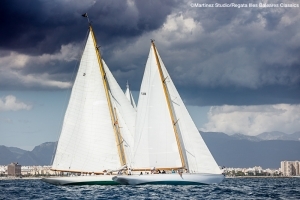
[132,45,182,169]
[103,60,136,164]
[52,29,132,173]
[125,82,137,110]
[132,42,221,174]
[156,51,221,174]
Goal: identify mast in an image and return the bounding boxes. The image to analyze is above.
[90,26,127,167]
[151,40,188,169]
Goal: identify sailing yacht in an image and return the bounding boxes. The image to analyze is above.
[42,25,136,185]
[125,81,137,110]
[113,41,224,185]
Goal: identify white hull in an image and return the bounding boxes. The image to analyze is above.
[113,173,224,185]
[41,175,117,185]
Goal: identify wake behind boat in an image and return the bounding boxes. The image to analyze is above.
[113,40,224,185]
[42,175,118,186]
[113,173,224,185]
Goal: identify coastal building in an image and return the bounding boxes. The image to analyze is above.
[280,161,300,176]
[20,166,57,176]
[0,165,7,176]
[1,165,58,177]
[224,166,281,176]
[7,163,21,177]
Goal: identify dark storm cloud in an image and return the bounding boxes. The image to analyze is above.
[126,0,300,106]
[1,0,300,106]
[0,0,176,55]
[179,85,300,106]
[0,0,177,91]
[0,0,82,55]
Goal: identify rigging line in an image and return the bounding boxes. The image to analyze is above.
[171,100,180,106]
[110,92,121,106]
[164,79,180,107]
[174,118,180,125]
[121,138,130,147]
[113,121,130,147]
[116,140,124,146]
[113,107,127,164]
[186,150,195,157]
[163,76,168,83]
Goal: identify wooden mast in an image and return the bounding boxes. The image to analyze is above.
[151,40,188,170]
[90,26,127,167]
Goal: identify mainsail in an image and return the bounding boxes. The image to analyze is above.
[132,41,221,174]
[51,26,135,173]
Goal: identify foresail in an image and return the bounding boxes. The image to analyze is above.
[103,60,136,165]
[156,51,221,174]
[52,30,120,172]
[132,45,182,169]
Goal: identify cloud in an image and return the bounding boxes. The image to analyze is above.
[0,0,299,106]
[0,95,32,111]
[102,4,300,105]
[201,104,300,135]
[0,0,176,90]
[0,0,175,55]
[154,1,300,90]
[0,43,77,90]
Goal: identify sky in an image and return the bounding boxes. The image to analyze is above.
[0,0,300,150]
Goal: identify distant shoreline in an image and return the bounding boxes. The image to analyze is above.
[0,176,296,180]
[226,176,292,178]
[0,177,41,180]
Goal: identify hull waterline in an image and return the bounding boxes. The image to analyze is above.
[41,175,118,185]
[113,173,224,185]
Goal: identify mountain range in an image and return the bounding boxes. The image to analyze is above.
[229,131,300,141]
[0,142,56,166]
[0,131,299,168]
[201,132,300,169]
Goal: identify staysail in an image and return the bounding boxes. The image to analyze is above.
[132,41,221,174]
[52,27,135,173]
[103,61,136,164]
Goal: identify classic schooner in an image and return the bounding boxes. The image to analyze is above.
[42,23,136,185]
[113,41,224,185]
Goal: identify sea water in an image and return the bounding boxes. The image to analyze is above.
[0,177,299,199]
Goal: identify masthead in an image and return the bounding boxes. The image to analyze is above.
[82,13,91,25]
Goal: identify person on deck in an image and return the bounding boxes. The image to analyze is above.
[151,167,155,174]
[178,169,183,178]
[128,168,132,175]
